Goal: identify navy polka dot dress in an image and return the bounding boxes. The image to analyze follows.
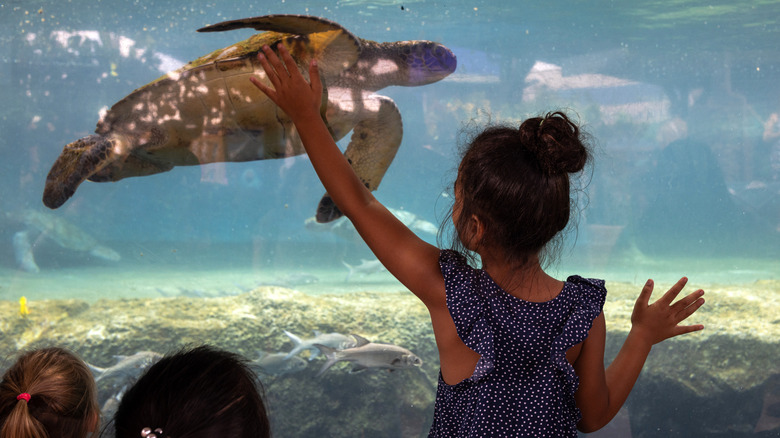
[429,250,607,437]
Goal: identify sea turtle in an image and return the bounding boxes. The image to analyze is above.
[42,14,457,222]
[6,208,120,272]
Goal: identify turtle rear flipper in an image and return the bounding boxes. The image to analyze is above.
[315,95,403,223]
[42,135,119,209]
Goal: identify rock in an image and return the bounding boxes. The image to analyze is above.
[0,280,777,437]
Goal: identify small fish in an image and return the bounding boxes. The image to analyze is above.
[305,207,437,243]
[587,406,633,437]
[250,352,307,376]
[99,385,127,422]
[342,259,386,282]
[755,374,780,433]
[178,288,208,298]
[19,296,30,317]
[315,334,422,376]
[275,273,320,287]
[88,351,163,383]
[284,330,357,361]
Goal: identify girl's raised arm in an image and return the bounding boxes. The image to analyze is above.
[249,44,444,308]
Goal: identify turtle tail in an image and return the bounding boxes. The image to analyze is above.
[42,135,114,209]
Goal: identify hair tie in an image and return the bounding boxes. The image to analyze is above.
[141,427,166,438]
[16,393,31,402]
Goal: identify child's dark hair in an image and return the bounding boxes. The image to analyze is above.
[0,347,99,438]
[451,111,591,266]
[111,345,270,438]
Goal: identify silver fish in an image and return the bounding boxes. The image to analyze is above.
[284,330,357,360]
[342,259,386,282]
[305,207,437,243]
[276,273,320,286]
[88,351,163,383]
[315,334,422,376]
[99,386,127,424]
[755,374,780,433]
[250,352,307,376]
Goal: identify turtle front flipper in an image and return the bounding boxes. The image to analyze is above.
[42,135,122,209]
[315,95,403,223]
[197,14,347,35]
[197,15,360,78]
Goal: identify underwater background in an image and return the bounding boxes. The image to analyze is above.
[1,0,779,436]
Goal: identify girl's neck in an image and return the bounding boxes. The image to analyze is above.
[481,252,564,303]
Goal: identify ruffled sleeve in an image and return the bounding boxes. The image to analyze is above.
[439,250,496,382]
[551,275,607,413]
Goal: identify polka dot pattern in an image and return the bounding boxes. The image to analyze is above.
[428,250,607,437]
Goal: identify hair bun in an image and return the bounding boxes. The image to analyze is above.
[519,111,588,175]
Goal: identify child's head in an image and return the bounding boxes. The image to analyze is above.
[0,347,99,438]
[112,345,270,438]
[452,111,591,266]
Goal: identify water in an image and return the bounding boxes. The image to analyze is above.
[1,1,779,436]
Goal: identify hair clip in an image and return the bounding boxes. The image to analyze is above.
[140,427,164,438]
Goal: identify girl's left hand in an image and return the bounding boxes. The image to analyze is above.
[630,277,705,346]
[249,43,323,123]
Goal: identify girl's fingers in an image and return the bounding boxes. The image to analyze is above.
[249,76,270,96]
[674,323,705,337]
[279,44,299,74]
[257,51,280,89]
[309,60,322,96]
[264,45,289,77]
[672,289,705,312]
[659,277,688,305]
[675,295,705,322]
[635,279,654,310]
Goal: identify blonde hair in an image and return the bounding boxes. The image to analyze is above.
[0,347,98,438]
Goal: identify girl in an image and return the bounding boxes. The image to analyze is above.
[249,43,705,437]
[110,345,270,438]
[0,347,100,438]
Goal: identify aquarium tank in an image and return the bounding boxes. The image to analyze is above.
[1,0,778,437]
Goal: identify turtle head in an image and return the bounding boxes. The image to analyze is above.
[397,40,457,86]
[355,40,456,89]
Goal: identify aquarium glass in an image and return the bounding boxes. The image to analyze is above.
[1,0,779,437]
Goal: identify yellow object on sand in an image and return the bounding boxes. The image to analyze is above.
[19,296,30,317]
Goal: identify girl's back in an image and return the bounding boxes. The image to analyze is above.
[430,250,606,437]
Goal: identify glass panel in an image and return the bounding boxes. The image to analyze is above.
[1,1,777,437]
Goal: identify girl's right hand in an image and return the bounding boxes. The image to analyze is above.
[249,44,323,123]
[630,277,705,346]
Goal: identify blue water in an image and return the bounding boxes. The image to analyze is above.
[1,1,779,436]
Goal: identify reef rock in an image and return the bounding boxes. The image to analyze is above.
[0,280,777,437]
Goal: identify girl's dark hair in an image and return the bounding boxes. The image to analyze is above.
[450,111,591,267]
[0,347,99,438]
[112,345,270,438]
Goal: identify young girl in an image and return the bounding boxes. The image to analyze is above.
[249,43,705,437]
[110,345,270,438]
[0,347,100,438]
